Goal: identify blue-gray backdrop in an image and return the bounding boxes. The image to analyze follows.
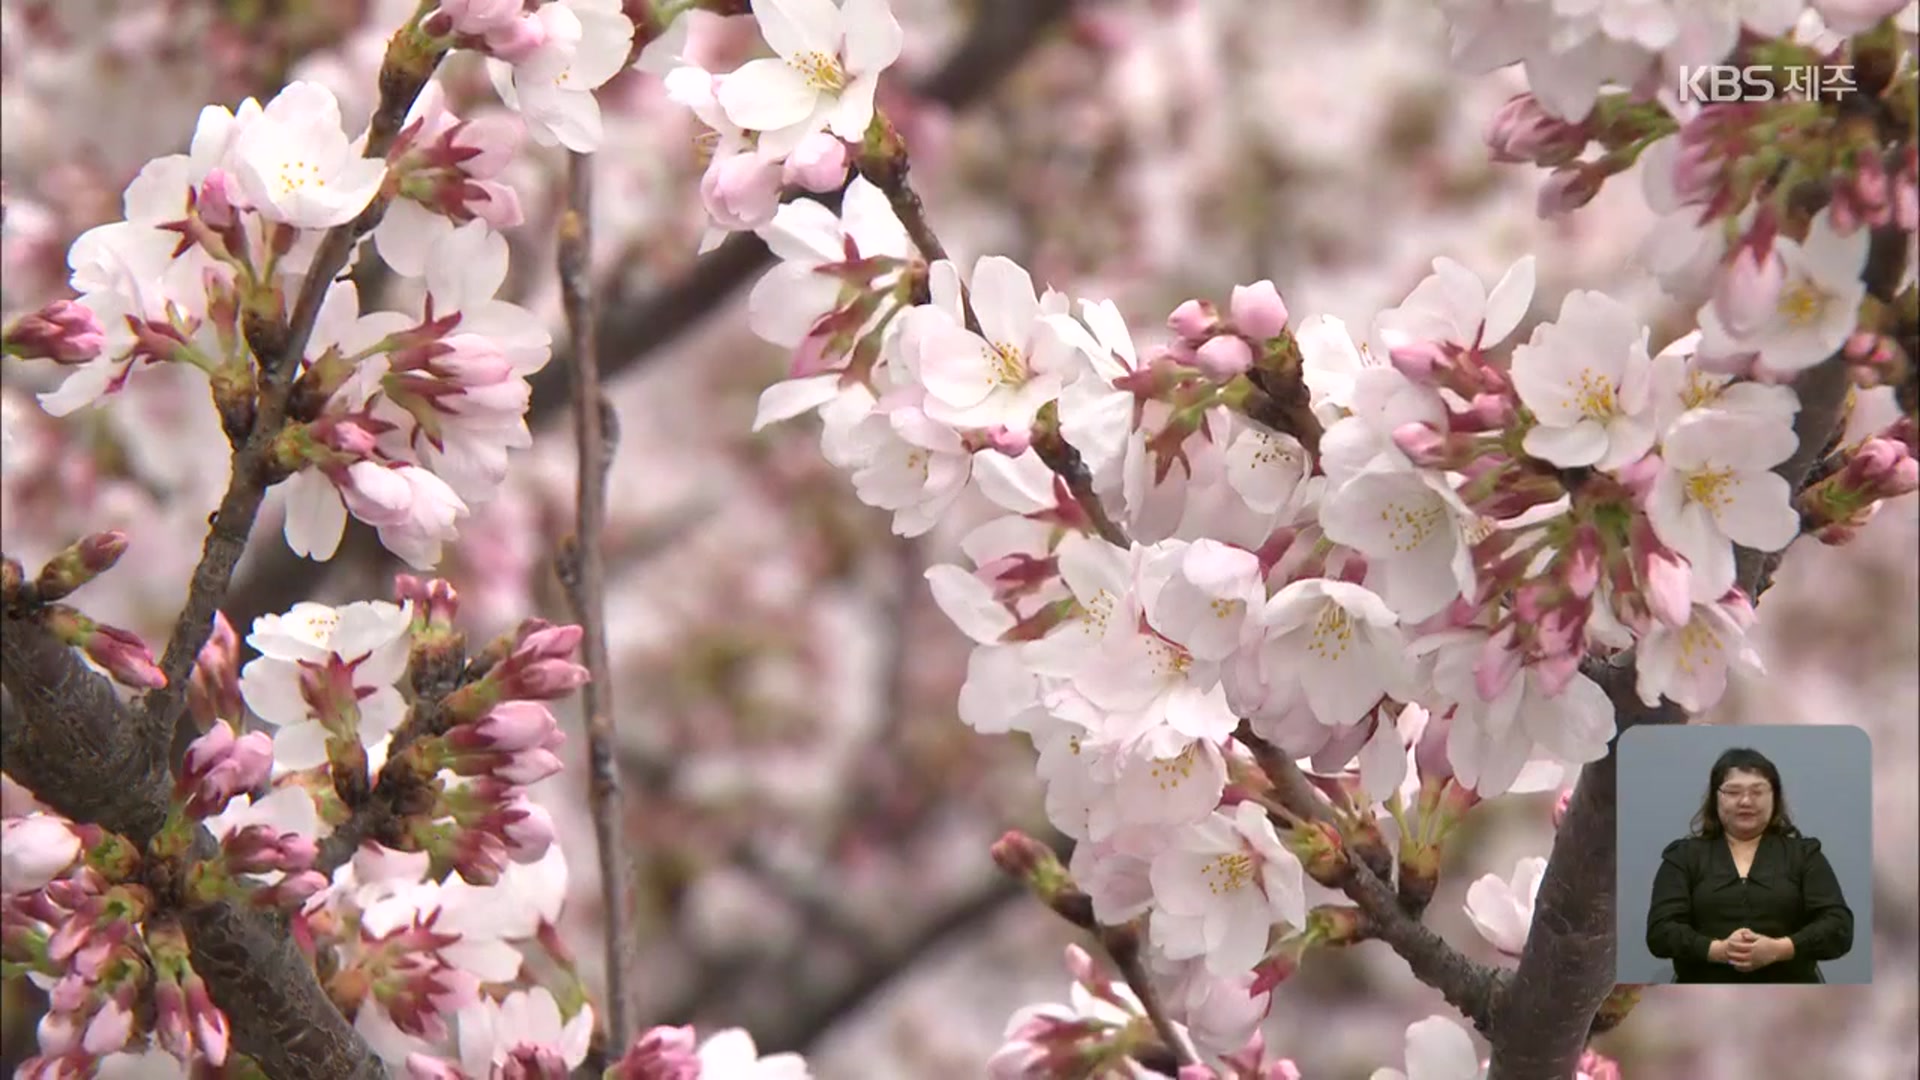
[1615,723,1874,984]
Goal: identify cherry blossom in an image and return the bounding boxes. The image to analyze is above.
[1463,855,1546,956]
[716,0,904,158]
[230,81,386,229]
[1369,1014,1485,1080]
[1511,290,1657,471]
[487,0,634,152]
[1148,801,1307,976]
[238,600,412,770]
[915,255,1076,432]
[1635,591,1766,710]
[1648,411,1801,602]
[1697,210,1871,375]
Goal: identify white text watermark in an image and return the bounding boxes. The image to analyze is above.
[1677,65,1857,103]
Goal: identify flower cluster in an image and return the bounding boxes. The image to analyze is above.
[671,0,1915,1074]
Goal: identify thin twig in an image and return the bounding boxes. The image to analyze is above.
[554,148,637,1052]
[1241,731,1507,1031]
[1100,924,1202,1067]
[139,31,444,762]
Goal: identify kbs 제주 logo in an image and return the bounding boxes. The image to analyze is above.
[1677,65,1859,103]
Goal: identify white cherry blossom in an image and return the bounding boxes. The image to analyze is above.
[1319,465,1479,623]
[1636,591,1765,710]
[696,1027,811,1078]
[1148,801,1307,976]
[456,988,593,1076]
[488,0,634,152]
[1511,290,1656,470]
[1648,411,1801,602]
[238,600,412,769]
[1648,329,1799,438]
[1255,578,1408,730]
[716,0,904,158]
[1696,210,1871,375]
[914,256,1075,432]
[231,81,385,229]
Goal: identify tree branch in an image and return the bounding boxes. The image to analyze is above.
[1,613,383,1079]
[140,28,444,763]
[554,148,638,1051]
[1243,733,1506,1031]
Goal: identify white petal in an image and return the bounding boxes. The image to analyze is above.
[716,58,819,132]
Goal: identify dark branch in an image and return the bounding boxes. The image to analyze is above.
[1,613,382,1079]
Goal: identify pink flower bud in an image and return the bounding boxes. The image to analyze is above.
[1553,789,1573,827]
[1192,333,1254,379]
[483,12,549,63]
[180,727,279,818]
[1631,520,1693,628]
[700,152,783,232]
[1391,422,1453,468]
[983,424,1032,456]
[85,623,167,690]
[608,1025,702,1080]
[1166,298,1219,341]
[470,701,560,752]
[466,179,525,229]
[1229,280,1289,340]
[1712,242,1785,337]
[439,0,522,34]
[449,114,524,179]
[1537,164,1605,217]
[783,132,850,193]
[1485,94,1587,166]
[3,300,105,364]
[1388,340,1450,383]
[500,798,556,861]
[2,815,81,894]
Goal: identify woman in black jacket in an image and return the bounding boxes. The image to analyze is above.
[1645,746,1855,984]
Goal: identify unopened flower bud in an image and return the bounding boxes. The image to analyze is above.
[482,12,549,62]
[1485,94,1587,166]
[1229,280,1289,340]
[178,724,274,819]
[42,607,167,689]
[187,611,244,730]
[992,830,1095,927]
[1167,299,1219,342]
[1304,904,1370,946]
[1712,242,1785,337]
[606,1025,702,1080]
[784,132,851,193]
[32,532,127,602]
[3,300,105,364]
[701,152,783,231]
[1284,820,1347,887]
[1192,334,1255,380]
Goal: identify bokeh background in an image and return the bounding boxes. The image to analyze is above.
[2,0,1915,1076]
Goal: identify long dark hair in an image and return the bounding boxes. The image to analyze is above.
[1689,747,1800,839]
